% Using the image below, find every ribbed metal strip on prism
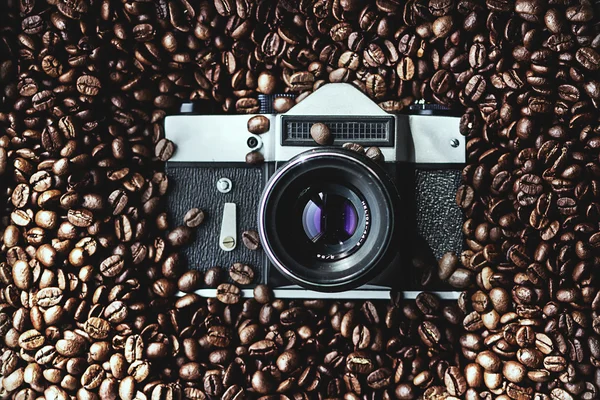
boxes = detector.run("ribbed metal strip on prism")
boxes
[281,116,394,146]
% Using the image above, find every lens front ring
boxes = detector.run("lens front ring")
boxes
[258,148,401,292]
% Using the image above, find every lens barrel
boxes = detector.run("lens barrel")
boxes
[258,148,401,292]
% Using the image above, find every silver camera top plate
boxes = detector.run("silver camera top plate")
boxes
[165,83,464,165]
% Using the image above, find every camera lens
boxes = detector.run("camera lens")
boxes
[297,183,369,261]
[258,148,400,292]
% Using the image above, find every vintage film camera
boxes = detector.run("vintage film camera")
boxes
[165,83,464,299]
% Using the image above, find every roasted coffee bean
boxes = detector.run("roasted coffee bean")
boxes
[76,75,101,96]
[444,366,466,396]
[178,270,203,292]
[536,333,555,354]
[346,351,374,374]
[365,146,383,162]
[245,151,264,165]
[184,208,205,228]
[273,97,294,113]
[543,355,567,372]
[576,47,600,70]
[258,71,277,94]
[476,351,501,372]
[84,318,110,340]
[251,370,275,394]
[155,138,176,161]
[100,255,125,278]
[276,349,300,373]
[418,321,441,347]
[241,230,260,250]
[438,251,458,280]
[503,360,526,383]
[310,122,331,145]
[430,69,453,94]
[203,267,223,288]
[367,367,392,389]
[167,225,193,247]
[216,283,241,304]
[416,292,440,315]
[229,263,254,285]
[247,115,270,134]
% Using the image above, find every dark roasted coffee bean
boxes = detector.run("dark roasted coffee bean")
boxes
[257,71,277,94]
[416,292,439,315]
[543,355,567,372]
[418,321,441,347]
[366,367,392,389]
[155,138,176,161]
[502,360,526,383]
[444,366,466,396]
[536,333,554,354]
[100,255,125,278]
[253,284,272,304]
[438,252,458,280]
[346,351,374,374]
[76,75,101,96]
[251,370,275,394]
[247,115,270,134]
[397,57,415,80]
[576,47,600,70]
[167,225,192,247]
[178,270,203,292]
[430,69,453,94]
[245,151,264,165]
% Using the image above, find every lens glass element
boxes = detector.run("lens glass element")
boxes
[293,183,368,261]
[301,192,359,244]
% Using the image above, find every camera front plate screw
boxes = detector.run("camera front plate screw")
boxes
[222,236,235,249]
[450,138,460,148]
[217,178,232,193]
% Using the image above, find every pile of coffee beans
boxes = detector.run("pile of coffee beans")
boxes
[0,0,599,399]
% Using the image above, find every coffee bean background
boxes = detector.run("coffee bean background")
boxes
[0,0,599,399]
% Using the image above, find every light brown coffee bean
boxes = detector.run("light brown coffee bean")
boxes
[84,317,110,340]
[216,283,241,304]
[184,208,205,228]
[241,230,260,250]
[18,329,45,351]
[310,123,331,145]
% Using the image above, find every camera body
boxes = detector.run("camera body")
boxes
[165,83,464,299]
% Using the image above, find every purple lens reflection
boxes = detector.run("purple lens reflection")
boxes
[344,202,358,236]
[302,193,359,244]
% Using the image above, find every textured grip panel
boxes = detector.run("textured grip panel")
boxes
[414,169,463,259]
[167,164,463,291]
[166,165,267,284]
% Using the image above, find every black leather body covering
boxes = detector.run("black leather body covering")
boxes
[167,162,463,289]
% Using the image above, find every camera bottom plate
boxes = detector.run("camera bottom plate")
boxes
[179,288,461,300]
